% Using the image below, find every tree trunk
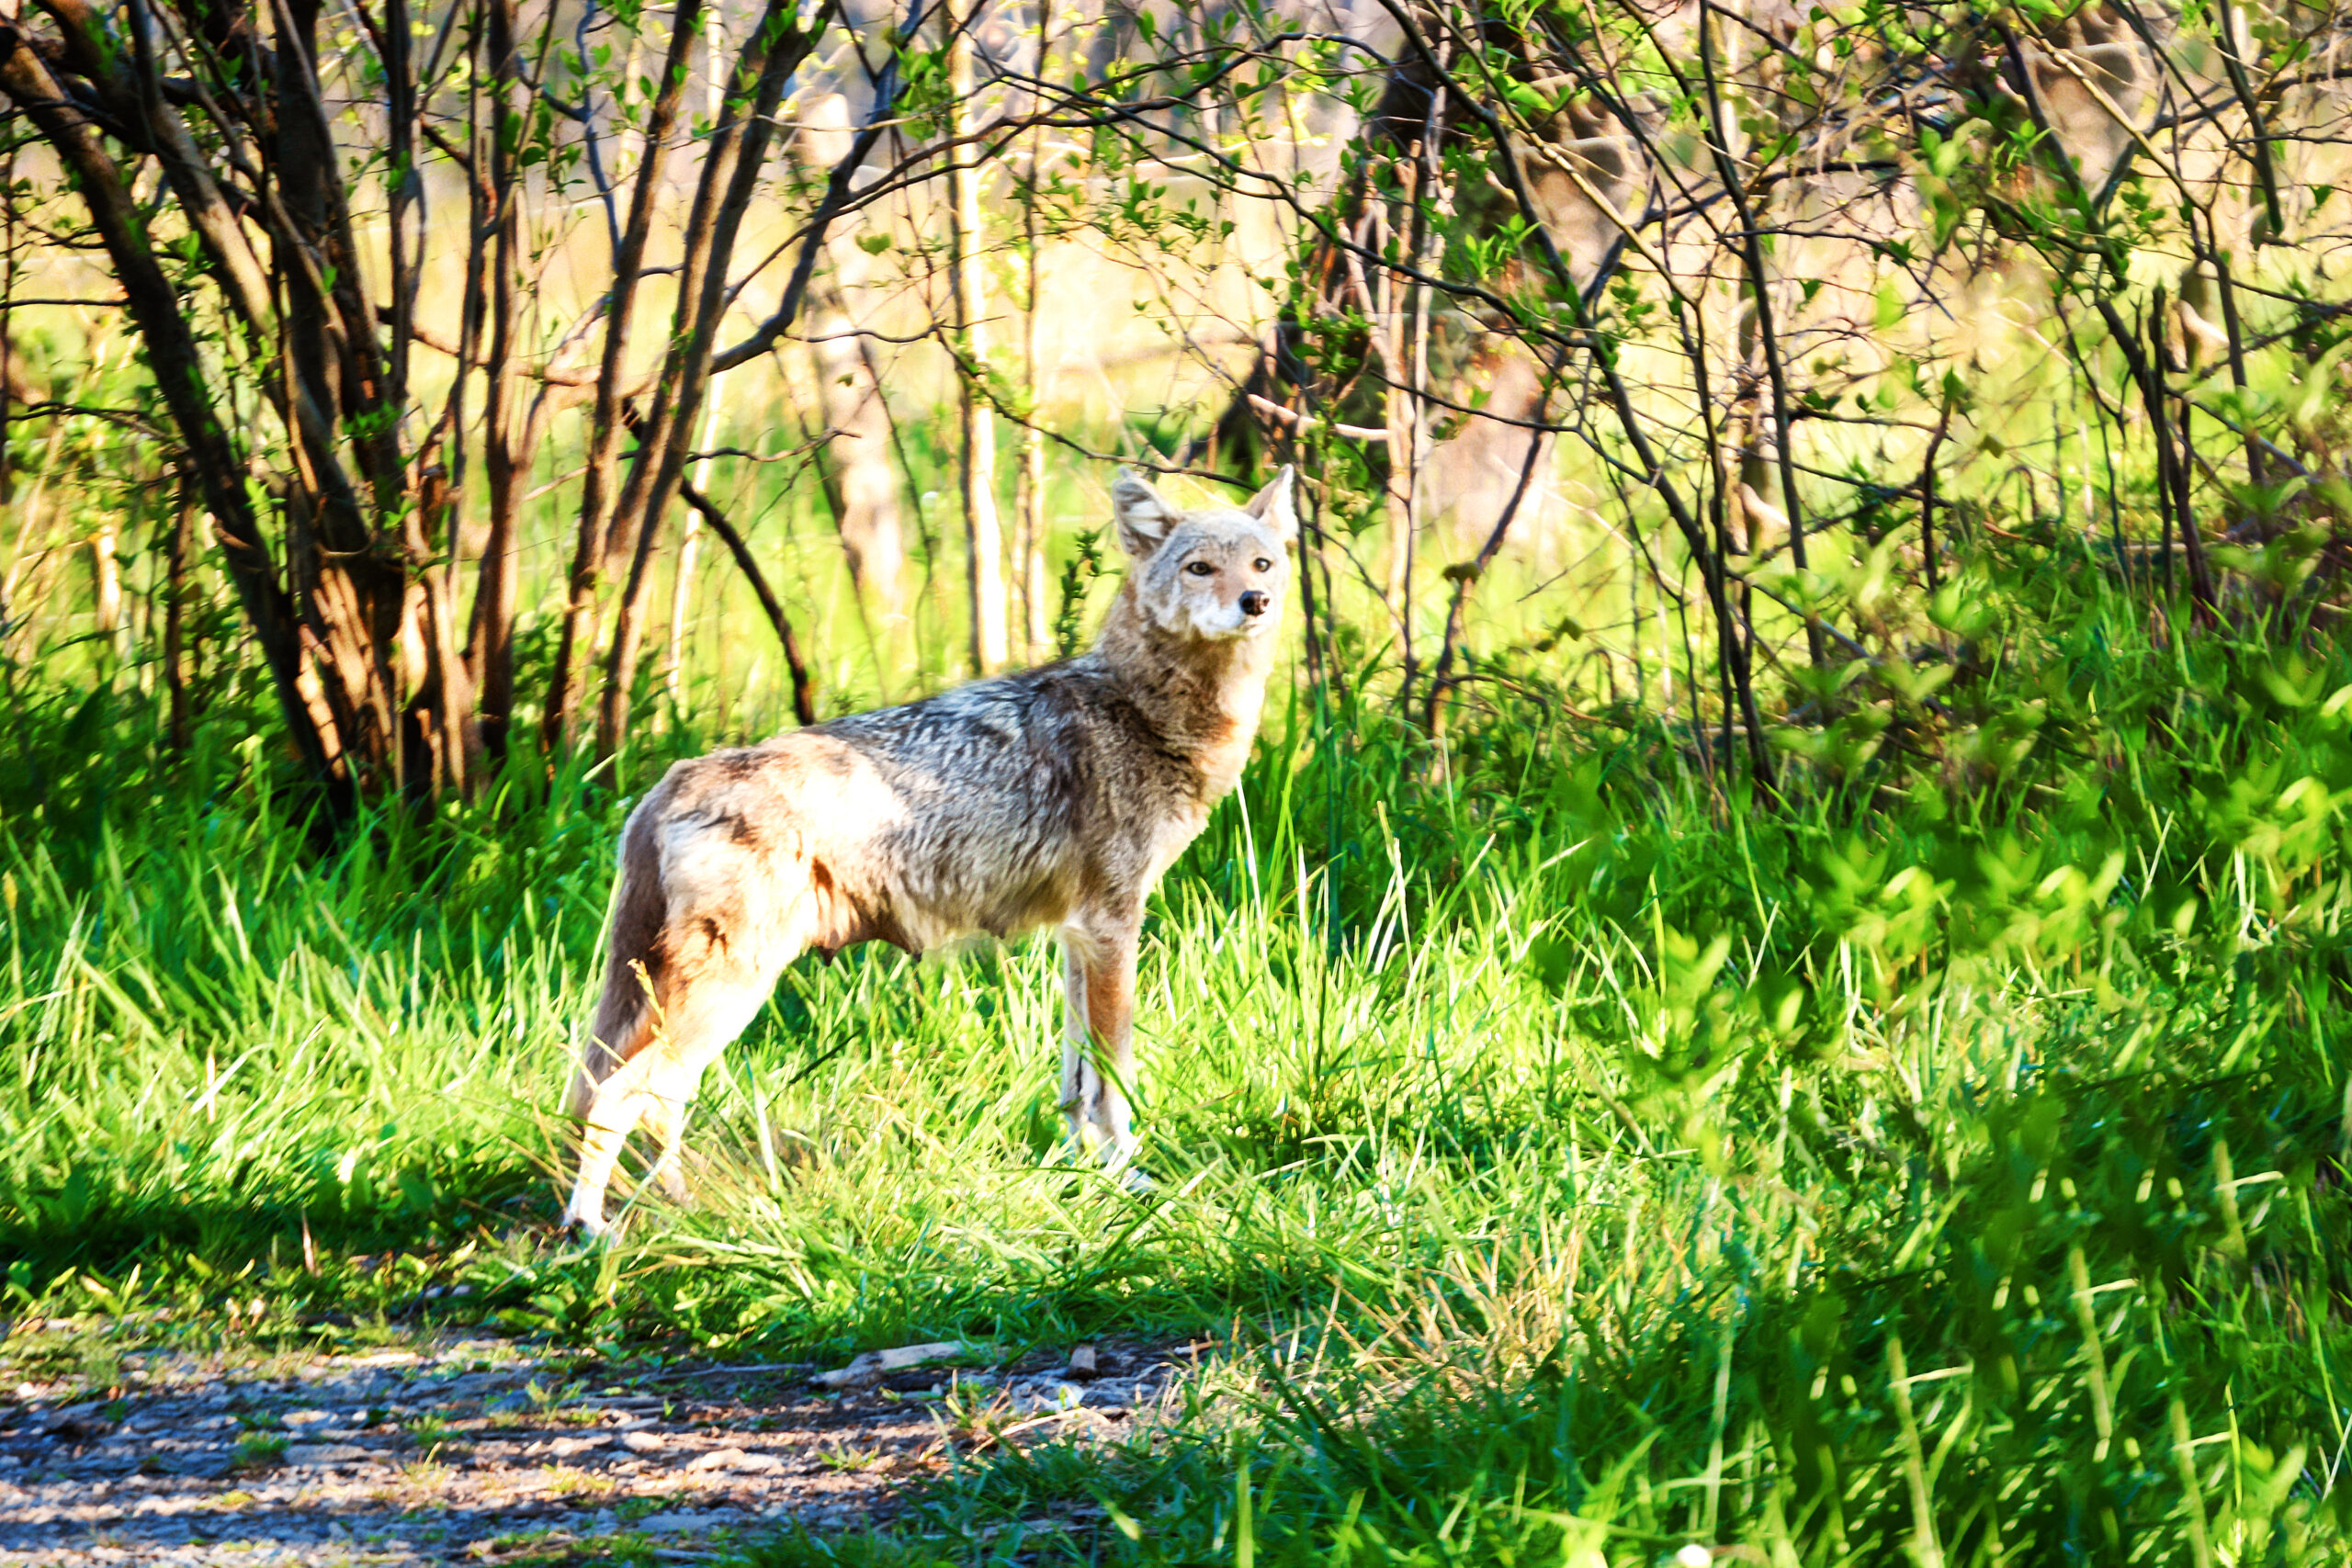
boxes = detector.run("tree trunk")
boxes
[1697,0,1818,665]
[795,95,907,618]
[1015,3,1054,661]
[1017,124,1050,660]
[273,0,420,788]
[541,0,707,757]
[947,0,1008,674]
[596,0,834,763]
[469,0,526,769]
[90,513,121,646]
[811,300,908,617]
[662,12,735,708]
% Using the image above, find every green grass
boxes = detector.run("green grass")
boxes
[5,536,2352,1563]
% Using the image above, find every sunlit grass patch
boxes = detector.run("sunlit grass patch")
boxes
[6,559,2352,1560]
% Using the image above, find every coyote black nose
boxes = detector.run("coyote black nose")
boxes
[1240,590,1271,617]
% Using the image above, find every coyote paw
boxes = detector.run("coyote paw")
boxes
[1099,1143,1154,1193]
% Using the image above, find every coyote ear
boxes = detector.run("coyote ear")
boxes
[1110,468,1178,558]
[1244,465,1297,544]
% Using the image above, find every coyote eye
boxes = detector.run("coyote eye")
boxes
[1185,560,1214,576]
[1253,558,1272,572]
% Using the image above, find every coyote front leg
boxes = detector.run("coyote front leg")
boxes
[1059,918,1141,1175]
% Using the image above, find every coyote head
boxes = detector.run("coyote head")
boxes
[1108,466,1296,643]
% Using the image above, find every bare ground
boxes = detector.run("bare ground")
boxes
[0,1331,1197,1565]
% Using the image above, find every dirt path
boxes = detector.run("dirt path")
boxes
[0,1334,1192,1564]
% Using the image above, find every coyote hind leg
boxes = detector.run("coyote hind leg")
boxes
[637,1096,695,1203]
[560,809,662,1234]
[561,951,786,1235]
[560,813,806,1236]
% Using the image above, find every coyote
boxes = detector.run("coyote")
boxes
[559,465,1297,1235]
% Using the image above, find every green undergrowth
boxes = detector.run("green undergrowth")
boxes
[5,547,2352,1562]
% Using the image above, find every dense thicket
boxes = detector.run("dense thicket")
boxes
[6,0,2352,799]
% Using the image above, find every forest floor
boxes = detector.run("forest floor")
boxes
[0,1327,1194,1565]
